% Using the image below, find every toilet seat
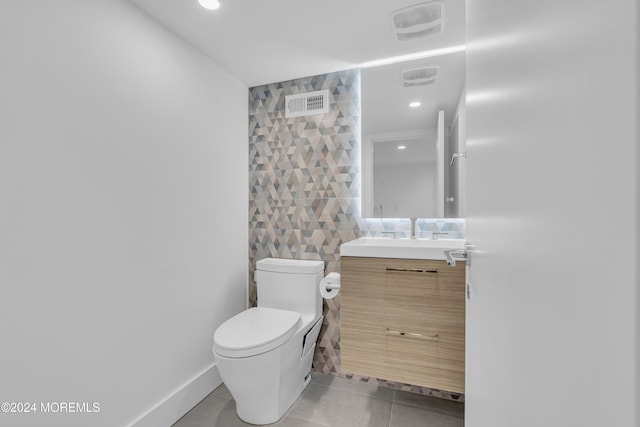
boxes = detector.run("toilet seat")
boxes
[213,307,301,358]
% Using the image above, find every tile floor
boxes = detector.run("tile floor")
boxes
[172,373,464,427]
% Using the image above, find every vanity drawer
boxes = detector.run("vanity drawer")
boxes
[384,259,465,330]
[340,256,465,393]
[341,322,465,392]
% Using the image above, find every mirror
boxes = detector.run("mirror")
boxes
[360,51,466,219]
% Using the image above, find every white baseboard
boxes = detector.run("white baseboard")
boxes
[127,363,222,427]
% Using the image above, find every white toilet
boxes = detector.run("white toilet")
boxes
[213,258,325,425]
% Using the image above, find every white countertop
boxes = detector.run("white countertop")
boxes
[340,237,465,260]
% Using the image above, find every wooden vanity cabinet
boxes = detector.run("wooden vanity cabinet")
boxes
[340,256,466,393]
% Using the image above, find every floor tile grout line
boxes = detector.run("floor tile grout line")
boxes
[388,390,396,427]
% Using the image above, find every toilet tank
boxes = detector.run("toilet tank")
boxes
[255,258,324,319]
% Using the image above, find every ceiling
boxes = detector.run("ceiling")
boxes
[374,136,436,165]
[130,0,465,87]
[130,0,466,139]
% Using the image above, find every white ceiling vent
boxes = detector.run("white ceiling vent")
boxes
[285,90,330,118]
[402,66,439,87]
[390,1,444,42]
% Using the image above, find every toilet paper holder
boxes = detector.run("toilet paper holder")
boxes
[319,272,341,299]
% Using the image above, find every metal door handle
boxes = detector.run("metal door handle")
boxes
[444,249,467,266]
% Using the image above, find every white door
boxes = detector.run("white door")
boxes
[464,1,638,427]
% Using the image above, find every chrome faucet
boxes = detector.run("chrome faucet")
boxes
[410,217,417,239]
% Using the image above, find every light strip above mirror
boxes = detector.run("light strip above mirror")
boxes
[359,44,466,69]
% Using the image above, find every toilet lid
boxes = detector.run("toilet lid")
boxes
[213,307,301,358]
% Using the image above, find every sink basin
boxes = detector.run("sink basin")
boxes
[340,237,465,260]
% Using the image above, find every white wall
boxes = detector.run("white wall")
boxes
[465,0,638,426]
[0,1,248,426]
[374,162,435,218]
[453,87,466,217]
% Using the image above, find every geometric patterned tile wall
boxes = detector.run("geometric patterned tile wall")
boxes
[249,68,362,294]
[248,69,465,402]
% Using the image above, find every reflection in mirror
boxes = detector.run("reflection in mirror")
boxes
[371,134,435,218]
[361,51,466,219]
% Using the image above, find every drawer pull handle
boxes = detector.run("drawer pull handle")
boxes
[385,267,438,273]
[385,328,439,340]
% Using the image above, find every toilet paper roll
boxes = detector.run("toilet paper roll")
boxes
[319,272,341,300]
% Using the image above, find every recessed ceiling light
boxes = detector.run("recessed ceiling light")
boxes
[199,0,221,10]
[409,101,422,108]
[397,145,407,150]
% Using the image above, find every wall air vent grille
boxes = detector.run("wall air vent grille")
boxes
[402,66,439,87]
[390,1,444,42]
[285,90,330,118]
